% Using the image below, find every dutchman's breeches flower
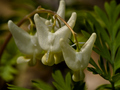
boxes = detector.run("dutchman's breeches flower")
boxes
[34,12,77,66]
[8,20,42,65]
[60,33,96,81]
[40,0,65,31]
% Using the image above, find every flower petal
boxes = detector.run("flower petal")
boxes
[54,52,64,64]
[57,0,65,19]
[34,14,50,50]
[8,20,42,55]
[56,0,65,26]
[51,12,77,52]
[60,38,82,71]
[17,56,30,64]
[34,12,77,52]
[41,51,55,66]
[80,33,96,69]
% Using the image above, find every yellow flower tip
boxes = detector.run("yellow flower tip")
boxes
[54,52,64,64]
[41,52,55,66]
[72,70,85,82]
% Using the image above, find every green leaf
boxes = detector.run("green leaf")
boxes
[106,61,111,79]
[65,72,71,88]
[52,82,63,90]
[7,84,30,90]
[81,30,90,38]
[100,36,111,63]
[52,70,71,90]
[98,56,106,73]
[52,70,65,88]
[87,67,98,74]
[96,84,112,90]
[85,20,94,33]
[0,38,21,81]
[6,38,18,55]
[93,48,110,63]
[113,18,120,38]
[87,13,110,46]
[32,80,54,90]
[110,0,116,11]
[114,47,120,73]
[104,2,111,20]
[94,6,109,30]
[89,58,102,74]
[0,65,18,81]
[112,73,120,83]
[113,4,120,23]
[115,79,120,87]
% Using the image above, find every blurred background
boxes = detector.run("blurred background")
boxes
[0,0,119,90]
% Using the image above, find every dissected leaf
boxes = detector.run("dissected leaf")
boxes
[98,56,106,73]
[96,84,112,90]
[104,2,111,20]
[0,38,21,81]
[52,70,71,90]
[7,84,30,90]
[113,4,120,23]
[113,18,120,38]
[87,67,98,74]
[114,48,120,73]
[94,6,110,31]
[106,61,111,79]
[112,73,120,83]
[32,80,54,90]
[87,13,110,46]
[89,58,102,74]
[81,30,90,38]
[65,72,71,88]
[0,65,18,81]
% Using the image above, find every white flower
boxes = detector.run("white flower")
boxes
[60,33,96,81]
[34,12,77,66]
[40,0,65,30]
[8,20,42,65]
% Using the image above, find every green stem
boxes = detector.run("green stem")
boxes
[110,81,115,90]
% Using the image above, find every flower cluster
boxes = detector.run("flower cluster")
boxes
[8,0,96,81]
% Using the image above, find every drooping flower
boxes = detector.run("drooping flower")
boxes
[34,12,77,66]
[8,20,42,65]
[40,0,65,31]
[60,33,96,81]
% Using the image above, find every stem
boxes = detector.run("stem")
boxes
[110,81,115,90]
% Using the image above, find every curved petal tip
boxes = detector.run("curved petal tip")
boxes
[34,13,40,20]
[17,56,31,64]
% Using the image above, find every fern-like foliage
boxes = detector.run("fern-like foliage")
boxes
[7,84,30,90]
[0,38,20,81]
[83,0,120,89]
[52,70,72,90]
[7,70,86,90]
